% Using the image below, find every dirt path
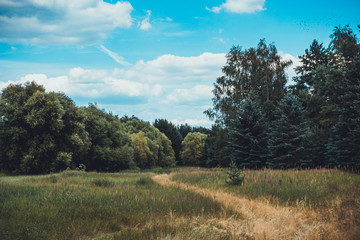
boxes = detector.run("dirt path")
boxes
[152,174,331,240]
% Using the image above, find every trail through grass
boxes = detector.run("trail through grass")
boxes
[1,169,359,239]
[164,169,360,240]
[0,171,234,240]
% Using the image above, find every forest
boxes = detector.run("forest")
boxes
[0,25,359,174]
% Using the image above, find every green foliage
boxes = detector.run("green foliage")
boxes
[180,132,207,166]
[225,161,245,186]
[228,99,268,169]
[0,82,90,174]
[267,94,308,168]
[81,104,135,172]
[205,39,291,126]
[292,25,360,169]
[153,119,183,161]
[76,163,86,171]
[205,125,231,167]
[125,118,176,169]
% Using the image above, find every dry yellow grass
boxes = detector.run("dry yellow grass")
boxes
[153,174,358,240]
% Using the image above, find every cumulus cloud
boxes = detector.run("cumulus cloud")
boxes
[139,10,152,30]
[0,67,163,98]
[0,0,134,45]
[170,119,212,127]
[279,52,301,83]
[113,52,226,84]
[166,85,213,104]
[0,52,229,126]
[1,52,226,98]
[207,0,266,14]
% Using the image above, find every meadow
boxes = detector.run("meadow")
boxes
[1,168,359,239]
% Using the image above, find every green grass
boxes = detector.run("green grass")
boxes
[171,168,360,208]
[0,170,234,240]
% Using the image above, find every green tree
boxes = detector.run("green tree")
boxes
[0,82,90,174]
[177,123,192,139]
[153,119,183,162]
[132,131,151,168]
[205,125,231,167]
[267,94,308,168]
[326,26,360,168]
[125,118,176,168]
[228,99,268,169]
[82,104,134,171]
[292,25,360,168]
[205,39,292,126]
[180,132,207,166]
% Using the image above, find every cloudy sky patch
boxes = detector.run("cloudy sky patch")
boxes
[1,0,359,127]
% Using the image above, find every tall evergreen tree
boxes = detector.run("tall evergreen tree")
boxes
[292,25,360,168]
[268,94,308,168]
[205,125,231,167]
[326,26,360,168]
[153,119,183,162]
[228,99,268,169]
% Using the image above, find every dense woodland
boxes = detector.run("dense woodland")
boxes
[0,25,359,174]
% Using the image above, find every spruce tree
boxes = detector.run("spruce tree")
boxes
[268,94,308,168]
[228,99,268,169]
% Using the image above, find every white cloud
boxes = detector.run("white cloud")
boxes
[0,52,228,127]
[113,52,226,84]
[0,0,134,45]
[1,52,225,97]
[170,119,212,127]
[166,85,213,104]
[207,0,266,14]
[279,52,301,83]
[0,67,163,98]
[139,10,152,30]
[100,45,131,67]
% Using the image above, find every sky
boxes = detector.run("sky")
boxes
[0,0,359,127]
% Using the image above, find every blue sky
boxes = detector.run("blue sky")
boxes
[0,0,359,127]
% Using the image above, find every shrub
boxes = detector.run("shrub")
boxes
[226,161,245,185]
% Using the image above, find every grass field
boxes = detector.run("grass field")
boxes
[1,168,359,239]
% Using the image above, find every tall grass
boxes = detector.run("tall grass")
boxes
[171,168,360,208]
[171,168,360,239]
[0,171,233,240]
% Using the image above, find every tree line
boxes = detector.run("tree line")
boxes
[0,84,210,174]
[0,25,359,174]
[205,25,360,170]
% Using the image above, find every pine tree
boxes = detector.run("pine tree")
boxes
[268,94,308,168]
[228,100,268,169]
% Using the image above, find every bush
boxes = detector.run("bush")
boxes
[226,161,245,185]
